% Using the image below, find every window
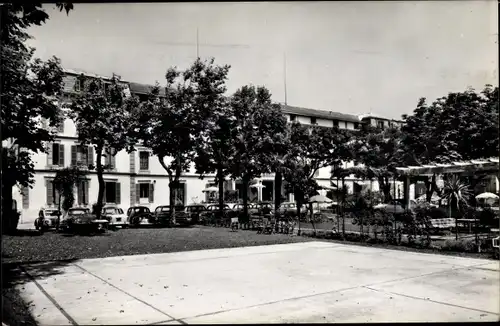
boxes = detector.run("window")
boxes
[139,151,150,170]
[104,181,121,204]
[354,122,359,129]
[289,114,296,122]
[74,79,81,92]
[77,146,88,165]
[172,182,186,205]
[139,183,150,198]
[77,180,89,205]
[52,143,60,166]
[377,120,384,129]
[310,117,317,125]
[57,121,64,133]
[46,180,60,206]
[333,120,339,127]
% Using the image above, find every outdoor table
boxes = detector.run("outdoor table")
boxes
[456,219,479,234]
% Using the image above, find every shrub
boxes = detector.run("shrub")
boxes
[440,239,477,253]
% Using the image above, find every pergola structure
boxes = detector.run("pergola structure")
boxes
[395,157,500,209]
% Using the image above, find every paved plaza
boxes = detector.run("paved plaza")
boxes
[11,241,500,324]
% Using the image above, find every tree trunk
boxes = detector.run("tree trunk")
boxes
[217,166,224,217]
[274,170,282,215]
[296,192,302,235]
[2,181,17,234]
[341,177,346,238]
[95,147,105,219]
[242,174,250,227]
[379,176,392,203]
[309,202,316,236]
[168,175,177,224]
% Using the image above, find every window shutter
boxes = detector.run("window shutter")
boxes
[22,186,29,209]
[59,144,65,167]
[47,143,53,167]
[71,145,77,166]
[136,184,140,203]
[87,146,94,167]
[149,183,154,203]
[115,182,121,204]
[47,180,53,206]
[77,181,83,205]
[111,154,116,170]
[84,181,89,205]
[54,187,60,205]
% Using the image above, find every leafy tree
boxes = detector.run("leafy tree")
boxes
[401,85,499,201]
[53,167,87,213]
[442,174,473,240]
[349,124,404,203]
[137,59,229,219]
[283,122,351,234]
[228,85,288,223]
[70,76,138,218]
[191,59,233,215]
[1,3,73,232]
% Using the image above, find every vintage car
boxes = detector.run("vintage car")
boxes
[34,208,61,231]
[153,205,182,227]
[101,205,128,229]
[60,207,109,234]
[181,204,207,225]
[127,206,155,226]
[199,204,232,226]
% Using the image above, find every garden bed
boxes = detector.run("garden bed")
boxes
[298,229,499,260]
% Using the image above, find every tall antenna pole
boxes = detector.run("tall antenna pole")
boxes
[196,27,199,58]
[283,52,288,106]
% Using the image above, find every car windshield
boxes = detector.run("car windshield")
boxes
[155,207,170,212]
[47,210,61,216]
[69,209,88,215]
[188,206,204,212]
[104,208,124,214]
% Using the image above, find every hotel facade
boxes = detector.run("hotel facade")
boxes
[12,69,415,224]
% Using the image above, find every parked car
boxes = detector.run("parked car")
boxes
[101,205,127,229]
[184,204,207,225]
[154,205,183,227]
[127,206,154,226]
[199,204,232,226]
[34,208,61,231]
[60,207,109,234]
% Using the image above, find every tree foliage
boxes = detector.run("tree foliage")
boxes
[400,85,499,201]
[283,123,352,219]
[53,167,86,212]
[70,76,137,217]
[345,124,403,203]
[190,59,233,212]
[228,85,288,220]
[1,3,73,231]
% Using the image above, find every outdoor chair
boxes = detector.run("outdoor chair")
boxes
[230,217,239,231]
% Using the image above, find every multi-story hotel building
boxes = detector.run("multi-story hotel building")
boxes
[11,69,410,224]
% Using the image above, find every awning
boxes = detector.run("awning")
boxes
[396,158,499,176]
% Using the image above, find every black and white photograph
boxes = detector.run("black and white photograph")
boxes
[1,1,499,325]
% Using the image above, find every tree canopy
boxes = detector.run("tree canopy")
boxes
[1,3,73,232]
[70,76,137,217]
[228,85,288,220]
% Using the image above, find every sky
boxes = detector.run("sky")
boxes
[27,1,498,119]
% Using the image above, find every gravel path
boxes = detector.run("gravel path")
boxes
[2,226,311,264]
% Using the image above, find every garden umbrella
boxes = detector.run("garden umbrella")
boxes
[202,186,219,192]
[475,192,499,200]
[249,183,266,189]
[308,195,333,203]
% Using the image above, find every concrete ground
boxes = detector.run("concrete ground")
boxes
[12,241,499,325]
